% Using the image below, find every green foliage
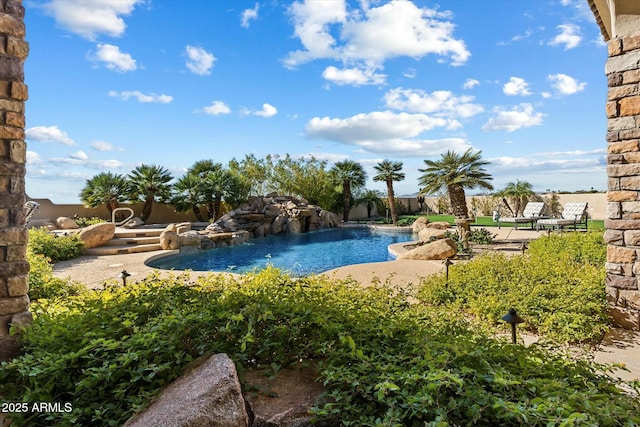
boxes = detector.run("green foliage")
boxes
[27,251,86,301]
[73,217,105,228]
[468,227,497,244]
[418,232,608,343]
[1,269,637,426]
[28,228,84,262]
[527,231,606,266]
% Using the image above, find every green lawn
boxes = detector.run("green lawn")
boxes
[395,214,605,230]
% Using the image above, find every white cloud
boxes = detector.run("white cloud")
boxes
[463,79,480,90]
[108,90,173,103]
[254,103,278,118]
[305,110,472,156]
[285,0,470,84]
[42,0,143,40]
[322,66,386,86]
[241,3,259,28]
[202,101,231,116]
[383,88,484,119]
[547,73,586,95]
[91,44,137,72]
[185,45,216,75]
[26,151,42,164]
[70,151,88,160]
[549,23,582,49]
[26,126,75,145]
[50,155,126,170]
[503,77,531,96]
[403,68,417,79]
[91,141,122,152]
[482,103,544,132]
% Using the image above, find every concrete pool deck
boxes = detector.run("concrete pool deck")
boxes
[50,226,640,382]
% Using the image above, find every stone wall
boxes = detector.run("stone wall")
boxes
[0,0,30,359]
[605,34,640,330]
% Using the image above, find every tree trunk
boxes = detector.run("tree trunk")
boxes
[386,179,397,225]
[448,185,468,218]
[141,195,153,222]
[342,180,351,222]
[192,206,204,222]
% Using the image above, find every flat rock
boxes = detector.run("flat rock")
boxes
[124,353,249,427]
[398,237,457,260]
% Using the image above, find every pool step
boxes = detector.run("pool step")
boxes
[82,228,166,256]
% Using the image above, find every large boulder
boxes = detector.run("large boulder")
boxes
[179,231,201,248]
[397,238,457,260]
[124,353,249,427]
[78,222,115,249]
[287,219,302,234]
[411,217,429,234]
[160,230,180,250]
[418,227,447,241]
[426,221,451,230]
[56,216,79,230]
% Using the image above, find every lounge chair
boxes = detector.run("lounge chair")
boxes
[498,202,545,229]
[536,202,588,231]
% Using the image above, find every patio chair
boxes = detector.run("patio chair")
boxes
[498,202,545,229]
[536,202,588,231]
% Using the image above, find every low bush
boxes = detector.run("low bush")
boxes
[28,227,84,262]
[1,267,638,426]
[27,250,86,301]
[74,216,106,228]
[418,232,608,343]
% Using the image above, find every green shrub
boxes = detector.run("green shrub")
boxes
[469,227,496,244]
[28,227,84,262]
[1,268,638,426]
[418,233,608,343]
[527,231,606,266]
[27,250,86,301]
[74,216,106,228]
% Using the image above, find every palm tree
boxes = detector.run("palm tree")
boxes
[79,172,129,214]
[188,160,223,220]
[499,180,534,217]
[373,159,405,225]
[127,164,173,222]
[330,160,367,222]
[356,189,385,218]
[171,172,205,221]
[417,149,493,218]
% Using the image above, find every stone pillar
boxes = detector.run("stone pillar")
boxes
[0,0,30,361]
[605,35,640,330]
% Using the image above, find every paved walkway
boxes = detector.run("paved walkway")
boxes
[51,226,640,382]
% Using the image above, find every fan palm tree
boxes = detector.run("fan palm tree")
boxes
[188,160,223,220]
[373,159,405,225]
[356,189,385,219]
[79,172,129,214]
[127,164,173,222]
[499,180,534,217]
[418,149,493,218]
[330,160,367,222]
[171,172,205,222]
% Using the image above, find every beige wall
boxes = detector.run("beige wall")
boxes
[350,193,607,221]
[28,198,200,226]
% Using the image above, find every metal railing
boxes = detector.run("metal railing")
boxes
[111,207,135,226]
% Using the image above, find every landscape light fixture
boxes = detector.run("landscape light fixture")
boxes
[520,241,527,255]
[501,308,524,344]
[118,270,131,286]
[443,258,453,284]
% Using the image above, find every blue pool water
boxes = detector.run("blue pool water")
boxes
[148,227,415,277]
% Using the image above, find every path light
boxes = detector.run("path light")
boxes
[520,241,527,255]
[118,270,131,286]
[443,258,453,284]
[502,308,524,344]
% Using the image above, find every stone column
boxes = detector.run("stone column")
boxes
[0,0,30,361]
[605,35,640,330]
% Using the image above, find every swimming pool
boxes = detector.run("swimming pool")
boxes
[147,227,415,277]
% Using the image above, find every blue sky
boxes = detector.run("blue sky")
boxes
[24,0,607,204]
